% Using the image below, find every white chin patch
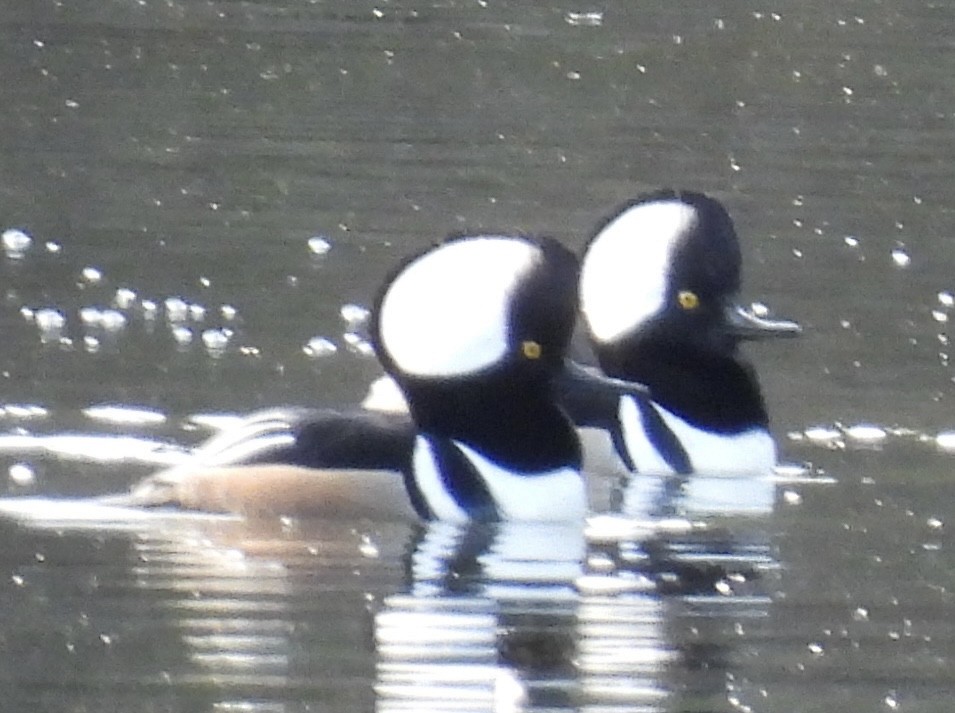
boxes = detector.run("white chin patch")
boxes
[581,200,697,344]
[378,237,539,378]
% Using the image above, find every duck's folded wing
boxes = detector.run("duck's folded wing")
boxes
[100,408,418,518]
[191,407,416,470]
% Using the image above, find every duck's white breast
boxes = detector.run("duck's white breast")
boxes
[619,396,777,476]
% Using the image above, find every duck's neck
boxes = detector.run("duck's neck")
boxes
[598,342,769,434]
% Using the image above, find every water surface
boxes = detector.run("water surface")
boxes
[1,1,954,711]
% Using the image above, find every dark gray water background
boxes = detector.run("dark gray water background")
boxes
[1,1,954,711]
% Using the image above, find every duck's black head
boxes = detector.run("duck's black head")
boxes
[580,189,799,430]
[371,233,581,471]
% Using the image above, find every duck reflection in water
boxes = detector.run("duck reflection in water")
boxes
[376,515,774,712]
[0,498,772,713]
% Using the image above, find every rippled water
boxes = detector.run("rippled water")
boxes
[1,1,955,711]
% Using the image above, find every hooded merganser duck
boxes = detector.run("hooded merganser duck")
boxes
[571,189,800,476]
[112,234,588,521]
[360,191,800,478]
[113,190,796,518]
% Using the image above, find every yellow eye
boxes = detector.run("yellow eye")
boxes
[677,290,700,310]
[521,340,542,359]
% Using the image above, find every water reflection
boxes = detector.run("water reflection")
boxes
[621,472,778,519]
[127,517,401,711]
[0,473,784,712]
[377,522,585,712]
[2,0,955,708]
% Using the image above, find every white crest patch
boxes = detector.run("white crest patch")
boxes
[379,237,539,378]
[580,200,698,344]
[618,395,777,476]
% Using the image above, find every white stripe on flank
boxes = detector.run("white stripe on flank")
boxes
[202,433,297,467]
[412,436,469,522]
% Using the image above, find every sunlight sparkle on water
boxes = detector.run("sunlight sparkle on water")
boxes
[171,325,193,346]
[343,331,374,356]
[307,235,331,255]
[114,287,137,309]
[749,302,769,317]
[0,404,49,420]
[164,296,190,322]
[2,228,32,259]
[34,308,66,342]
[8,462,35,486]
[565,10,603,26]
[202,328,233,354]
[83,404,167,426]
[845,424,888,445]
[81,266,103,283]
[890,248,910,268]
[782,490,803,505]
[340,303,370,326]
[303,336,337,358]
[796,426,842,447]
[80,307,127,331]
